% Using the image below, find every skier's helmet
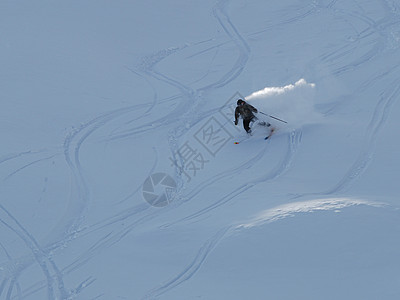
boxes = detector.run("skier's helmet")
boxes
[237,99,245,105]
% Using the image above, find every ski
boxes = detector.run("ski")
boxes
[234,128,275,144]
[264,127,275,140]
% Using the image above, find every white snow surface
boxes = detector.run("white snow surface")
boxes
[1,0,400,299]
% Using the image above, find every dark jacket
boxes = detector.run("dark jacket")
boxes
[235,102,258,122]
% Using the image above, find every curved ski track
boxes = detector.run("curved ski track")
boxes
[142,227,230,300]
[289,0,400,200]
[0,105,160,299]
[326,80,400,195]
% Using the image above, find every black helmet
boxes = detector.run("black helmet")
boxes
[237,99,245,105]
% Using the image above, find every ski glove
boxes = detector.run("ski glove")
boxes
[234,120,238,125]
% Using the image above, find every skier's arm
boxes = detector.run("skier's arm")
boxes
[234,107,239,125]
[250,104,258,113]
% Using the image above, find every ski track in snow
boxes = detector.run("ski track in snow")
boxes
[315,0,400,78]
[0,150,73,299]
[142,227,230,300]
[326,80,400,195]
[0,105,160,299]
[0,203,68,300]
[2,155,57,182]
[198,0,251,91]
[1,0,400,298]
[288,0,400,200]
[248,0,323,37]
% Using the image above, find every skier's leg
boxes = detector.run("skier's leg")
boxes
[243,119,251,133]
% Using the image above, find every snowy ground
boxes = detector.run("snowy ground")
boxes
[1,0,400,299]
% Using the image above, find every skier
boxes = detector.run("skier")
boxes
[234,99,262,134]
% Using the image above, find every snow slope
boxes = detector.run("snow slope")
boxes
[1,0,400,299]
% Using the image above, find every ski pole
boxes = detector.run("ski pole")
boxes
[258,111,288,124]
